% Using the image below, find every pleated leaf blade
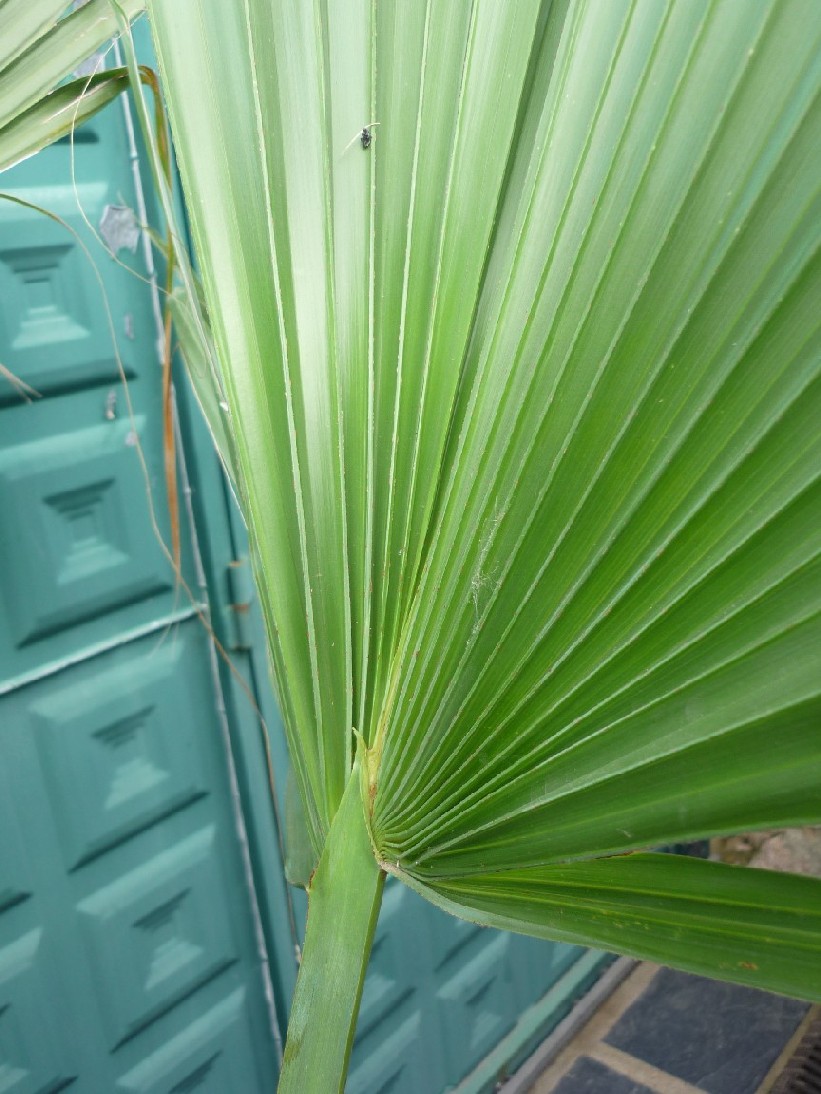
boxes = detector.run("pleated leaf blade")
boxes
[370,0,821,885]
[406,853,821,1000]
[147,0,821,999]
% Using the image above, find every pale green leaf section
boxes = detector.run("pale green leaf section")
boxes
[147,0,548,846]
[0,0,65,71]
[148,0,350,847]
[372,0,821,875]
[168,283,240,494]
[0,70,129,171]
[0,0,144,132]
[400,853,821,1001]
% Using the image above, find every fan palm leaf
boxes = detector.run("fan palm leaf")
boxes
[9,0,820,1088]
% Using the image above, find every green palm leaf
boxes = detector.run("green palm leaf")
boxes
[0,69,130,171]
[143,0,821,1086]
[410,853,821,1000]
[0,0,147,172]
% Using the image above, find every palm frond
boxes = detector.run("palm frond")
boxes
[144,1,821,1076]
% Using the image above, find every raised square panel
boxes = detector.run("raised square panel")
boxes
[0,929,75,1092]
[1,243,88,349]
[429,905,483,974]
[0,791,31,914]
[77,828,237,1048]
[0,183,137,402]
[348,1012,422,1094]
[0,419,172,646]
[116,989,259,1093]
[30,643,207,868]
[437,933,516,1077]
[507,936,583,1011]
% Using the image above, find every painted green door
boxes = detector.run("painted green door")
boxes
[0,93,282,1090]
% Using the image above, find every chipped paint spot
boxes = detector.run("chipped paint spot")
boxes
[99,204,140,255]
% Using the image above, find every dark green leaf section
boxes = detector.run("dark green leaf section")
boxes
[403,853,821,1001]
[364,0,545,743]
[372,0,821,873]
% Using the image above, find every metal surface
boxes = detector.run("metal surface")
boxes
[768,1012,821,1094]
[0,95,280,1089]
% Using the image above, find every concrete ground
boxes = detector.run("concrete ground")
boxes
[523,961,817,1093]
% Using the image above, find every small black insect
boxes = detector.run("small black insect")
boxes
[343,121,380,154]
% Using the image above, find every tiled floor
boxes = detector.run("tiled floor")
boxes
[526,963,818,1094]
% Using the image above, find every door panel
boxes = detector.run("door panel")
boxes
[0,179,136,405]
[0,418,172,653]
[29,639,207,871]
[114,988,260,1093]
[0,625,277,1093]
[0,95,280,1092]
[0,114,190,686]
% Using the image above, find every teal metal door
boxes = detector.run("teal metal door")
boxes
[0,93,283,1090]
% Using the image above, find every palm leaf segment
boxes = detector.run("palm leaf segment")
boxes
[0,0,146,170]
[149,0,821,999]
